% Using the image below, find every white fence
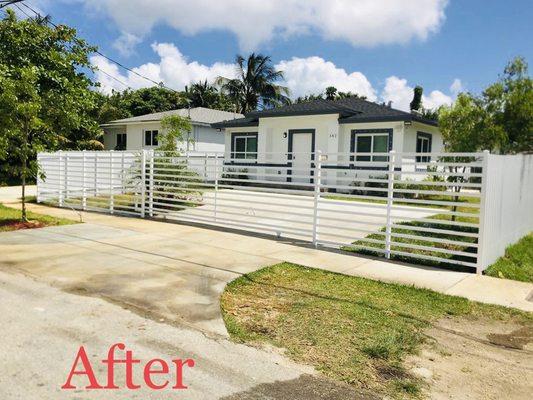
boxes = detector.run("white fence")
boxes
[36,150,533,274]
[479,153,533,268]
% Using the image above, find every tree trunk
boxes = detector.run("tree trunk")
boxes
[21,122,29,222]
[21,160,27,222]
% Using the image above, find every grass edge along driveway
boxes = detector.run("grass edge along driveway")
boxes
[0,203,78,232]
[221,263,532,399]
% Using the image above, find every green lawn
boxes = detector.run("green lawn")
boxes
[221,263,531,399]
[485,234,533,282]
[0,203,78,232]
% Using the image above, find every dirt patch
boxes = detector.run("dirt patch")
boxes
[487,326,533,350]
[220,374,379,400]
[0,220,46,231]
[407,318,533,400]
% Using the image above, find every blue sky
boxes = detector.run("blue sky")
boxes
[12,0,532,110]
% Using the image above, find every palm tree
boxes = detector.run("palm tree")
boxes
[185,80,218,108]
[216,53,290,114]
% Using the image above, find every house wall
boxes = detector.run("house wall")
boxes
[224,116,443,184]
[103,122,225,152]
[102,126,126,150]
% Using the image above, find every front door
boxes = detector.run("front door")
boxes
[289,131,314,183]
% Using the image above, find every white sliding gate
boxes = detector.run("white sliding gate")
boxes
[37,150,533,274]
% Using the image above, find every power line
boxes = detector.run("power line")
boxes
[0,1,24,9]
[14,3,31,18]
[96,68,132,90]
[20,1,180,94]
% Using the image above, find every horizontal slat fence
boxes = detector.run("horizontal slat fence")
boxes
[38,150,494,272]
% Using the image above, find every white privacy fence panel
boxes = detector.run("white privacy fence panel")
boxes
[479,153,533,269]
[37,149,532,273]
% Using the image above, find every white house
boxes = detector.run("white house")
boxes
[212,98,442,183]
[102,107,243,152]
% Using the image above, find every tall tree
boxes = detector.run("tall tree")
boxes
[439,57,531,153]
[325,86,338,100]
[185,80,234,111]
[410,86,424,111]
[216,53,290,113]
[0,10,100,220]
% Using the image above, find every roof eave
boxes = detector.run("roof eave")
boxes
[339,115,439,127]
[245,109,343,118]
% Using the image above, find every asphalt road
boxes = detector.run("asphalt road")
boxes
[0,270,376,400]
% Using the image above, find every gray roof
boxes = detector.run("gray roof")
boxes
[103,107,243,127]
[212,98,438,128]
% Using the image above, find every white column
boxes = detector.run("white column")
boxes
[82,150,87,210]
[385,151,396,259]
[312,151,323,246]
[476,150,490,274]
[140,150,147,218]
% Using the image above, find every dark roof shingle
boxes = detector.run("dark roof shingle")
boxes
[212,98,438,128]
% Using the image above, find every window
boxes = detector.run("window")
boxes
[354,133,390,162]
[416,133,432,163]
[233,134,257,160]
[115,133,127,150]
[144,130,159,147]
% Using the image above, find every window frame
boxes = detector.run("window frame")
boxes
[231,132,258,161]
[416,132,432,163]
[144,130,159,147]
[350,129,393,165]
[115,133,127,150]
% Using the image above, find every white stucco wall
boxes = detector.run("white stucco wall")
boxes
[103,122,225,152]
[224,116,443,184]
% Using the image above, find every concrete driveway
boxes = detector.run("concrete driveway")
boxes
[164,189,436,243]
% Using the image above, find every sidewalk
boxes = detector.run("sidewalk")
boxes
[2,186,532,313]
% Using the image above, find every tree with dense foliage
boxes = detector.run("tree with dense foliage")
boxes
[0,10,101,220]
[439,57,532,153]
[410,86,424,111]
[96,87,187,124]
[293,86,367,104]
[185,80,234,111]
[216,53,290,113]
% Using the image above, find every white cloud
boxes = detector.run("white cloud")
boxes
[276,57,377,101]
[450,78,463,95]
[113,32,142,57]
[83,0,448,52]
[92,44,457,112]
[381,76,454,111]
[91,42,236,94]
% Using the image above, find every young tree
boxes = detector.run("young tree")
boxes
[0,10,100,220]
[152,115,202,207]
[216,53,290,113]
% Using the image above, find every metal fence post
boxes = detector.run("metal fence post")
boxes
[312,150,322,247]
[82,150,87,210]
[94,153,98,196]
[121,152,125,194]
[204,153,208,181]
[109,151,114,214]
[36,153,42,203]
[140,150,147,218]
[58,151,64,207]
[148,150,154,217]
[476,150,490,274]
[385,150,396,259]
[214,154,219,222]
